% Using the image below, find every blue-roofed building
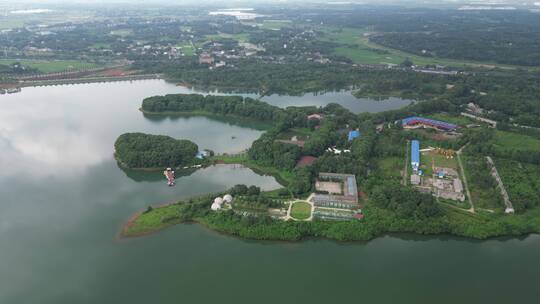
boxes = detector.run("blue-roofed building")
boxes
[348,130,361,141]
[402,116,459,131]
[411,140,420,171]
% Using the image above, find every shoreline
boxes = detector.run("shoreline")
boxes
[139,109,273,130]
[119,200,540,242]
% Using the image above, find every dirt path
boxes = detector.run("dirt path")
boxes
[402,140,409,185]
[486,156,514,213]
[457,145,475,213]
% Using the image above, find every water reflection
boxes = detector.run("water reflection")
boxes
[118,164,198,182]
[0,81,265,178]
[141,112,270,130]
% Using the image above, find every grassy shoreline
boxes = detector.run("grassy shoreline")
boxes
[120,196,540,241]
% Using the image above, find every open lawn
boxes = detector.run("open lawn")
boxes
[376,157,403,182]
[176,42,196,56]
[124,204,183,236]
[317,26,539,70]
[276,128,313,141]
[462,156,504,210]
[492,130,540,153]
[290,201,312,220]
[0,59,100,73]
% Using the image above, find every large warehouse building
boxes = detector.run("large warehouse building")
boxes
[411,140,420,172]
[402,116,459,131]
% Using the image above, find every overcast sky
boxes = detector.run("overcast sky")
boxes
[3,0,539,7]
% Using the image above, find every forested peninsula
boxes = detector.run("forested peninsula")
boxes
[141,93,286,122]
[122,89,540,241]
[114,133,198,169]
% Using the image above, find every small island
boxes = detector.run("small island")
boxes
[114,132,199,169]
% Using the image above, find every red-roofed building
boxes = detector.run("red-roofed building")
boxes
[296,156,317,167]
[307,113,324,120]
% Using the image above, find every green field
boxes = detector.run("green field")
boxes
[0,59,100,73]
[0,11,95,30]
[376,157,403,182]
[206,33,251,43]
[495,159,540,212]
[260,20,293,30]
[318,26,539,70]
[462,156,504,210]
[290,201,312,220]
[124,205,183,236]
[276,128,313,141]
[492,130,540,153]
[176,42,196,56]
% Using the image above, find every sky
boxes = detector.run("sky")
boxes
[3,0,540,8]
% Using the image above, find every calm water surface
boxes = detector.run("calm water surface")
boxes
[0,80,539,304]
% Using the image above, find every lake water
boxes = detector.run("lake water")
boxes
[153,80,413,114]
[1,80,539,304]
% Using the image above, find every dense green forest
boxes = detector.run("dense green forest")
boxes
[302,8,540,66]
[114,133,198,169]
[141,93,286,122]
[134,59,540,127]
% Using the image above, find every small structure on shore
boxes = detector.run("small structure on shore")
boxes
[164,168,175,186]
[211,195,234,211]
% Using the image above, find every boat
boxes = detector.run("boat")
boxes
[163,167,175,186]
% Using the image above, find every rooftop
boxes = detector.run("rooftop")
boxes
[402,116,459,131]
[348,130,361,141]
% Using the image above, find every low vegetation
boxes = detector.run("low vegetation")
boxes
[290,202,311,220]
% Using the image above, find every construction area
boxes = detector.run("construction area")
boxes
[409,140,466,202]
